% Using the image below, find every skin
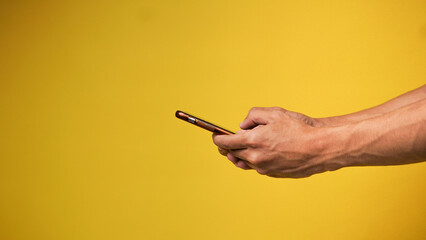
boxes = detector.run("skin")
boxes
[212,84,426,178]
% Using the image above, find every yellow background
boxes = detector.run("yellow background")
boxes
[1,0,425,239]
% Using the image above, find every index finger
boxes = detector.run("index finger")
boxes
[212,132,248,150]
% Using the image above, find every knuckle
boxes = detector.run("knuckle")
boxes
[271,106,284,114]
[249,107,263,114]
[268,106,282,114]
[245,133,258,147]
[248,152,263,165]
[273,111,286,120]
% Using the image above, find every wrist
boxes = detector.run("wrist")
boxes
[311,125,357,171]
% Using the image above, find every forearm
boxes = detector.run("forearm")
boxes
[318,84,426,127]
[321,98,426,169]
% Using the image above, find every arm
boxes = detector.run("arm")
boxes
[215,85,426,171]
[325,98,426,168]
[317,84,426,127]
[212,99,426,178]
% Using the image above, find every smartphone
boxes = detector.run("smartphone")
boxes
[175,110,234,135]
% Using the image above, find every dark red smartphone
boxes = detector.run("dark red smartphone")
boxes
[175,110,234,135]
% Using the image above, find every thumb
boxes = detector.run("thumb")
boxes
[239,107,273,130]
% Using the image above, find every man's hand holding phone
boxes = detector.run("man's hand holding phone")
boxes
[212,107,338,178]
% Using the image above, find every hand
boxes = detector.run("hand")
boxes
[216,108,322,159]
[213,107,341,178]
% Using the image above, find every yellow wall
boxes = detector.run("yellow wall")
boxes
[1,1,425,239]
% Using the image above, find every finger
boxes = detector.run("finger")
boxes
[212,132,248,150]
[239,107,273,130]
[228,151,257,170]
[235,160,251,170]
[218,147,228,156]
[227,153,253,170]
[228,153,252,169]
[229,148,251,162]
[226,152,239,164]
